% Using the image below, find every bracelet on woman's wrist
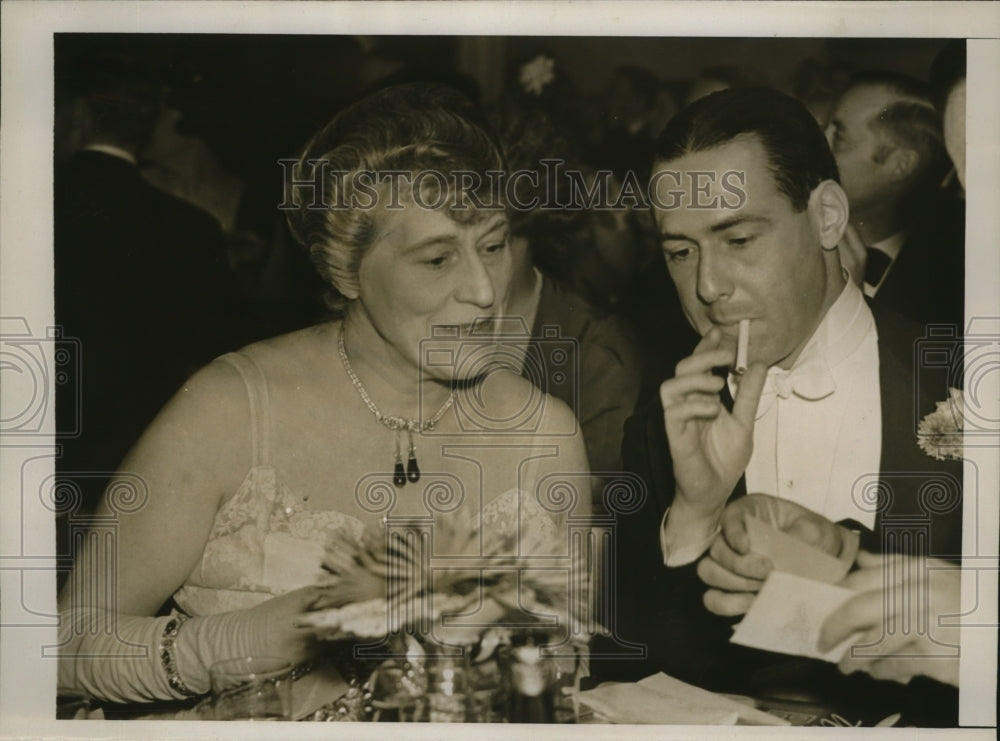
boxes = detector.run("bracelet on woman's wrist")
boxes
[159,615,200,698]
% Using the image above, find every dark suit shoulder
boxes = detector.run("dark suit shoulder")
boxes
[875,189,964,329]
[142,177,224,236]
[57,150,224,237]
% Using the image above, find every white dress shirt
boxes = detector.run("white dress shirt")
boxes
[661,280,882,566]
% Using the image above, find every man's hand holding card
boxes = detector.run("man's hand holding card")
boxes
[697,494,867,663]
[699,494,860,616]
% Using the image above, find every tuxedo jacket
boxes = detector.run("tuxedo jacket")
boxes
[591,302,963,725]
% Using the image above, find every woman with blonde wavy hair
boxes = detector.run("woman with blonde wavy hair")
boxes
[58,83,588,710]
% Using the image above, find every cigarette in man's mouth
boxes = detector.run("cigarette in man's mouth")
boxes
[735,319,750,375]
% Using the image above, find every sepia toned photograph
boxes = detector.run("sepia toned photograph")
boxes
[1,3,997,739]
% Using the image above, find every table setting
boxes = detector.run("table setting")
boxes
[82,513,917,728]
[110,657,906,726]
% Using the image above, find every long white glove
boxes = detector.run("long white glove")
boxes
[58,586,324,704]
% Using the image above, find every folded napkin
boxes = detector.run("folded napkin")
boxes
[637,672,789,725]
[575,682,738,725]
[574,671,790,726]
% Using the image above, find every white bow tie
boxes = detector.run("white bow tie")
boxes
[754,354,837,418]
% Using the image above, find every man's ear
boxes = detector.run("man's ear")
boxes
[808,180,850,251]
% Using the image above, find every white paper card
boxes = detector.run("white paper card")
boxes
[730,571,859,662]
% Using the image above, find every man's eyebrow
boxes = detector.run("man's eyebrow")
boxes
[660,231,694,243]
[660,215,770,243]
[708,214,771,233]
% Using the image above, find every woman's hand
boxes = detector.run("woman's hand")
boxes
[170,586,330,695]
[316,547,394,609]
[225,586,330,668]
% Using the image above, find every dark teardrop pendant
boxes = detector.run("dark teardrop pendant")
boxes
[406,453,421,483]
[393,461,407,488]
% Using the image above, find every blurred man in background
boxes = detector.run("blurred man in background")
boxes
[55,41,252,538]
[826,72,963,329]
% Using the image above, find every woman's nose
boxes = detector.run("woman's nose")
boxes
[455,253,496,309]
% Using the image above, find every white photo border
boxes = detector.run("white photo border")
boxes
[1,2,997,739]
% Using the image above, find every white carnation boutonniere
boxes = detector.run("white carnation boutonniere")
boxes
[520,55,555,96]
[917,387,965,461]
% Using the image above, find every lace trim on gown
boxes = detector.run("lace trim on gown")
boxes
[172,353,366,615]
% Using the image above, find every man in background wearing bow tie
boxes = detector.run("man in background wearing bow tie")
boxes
[594,87,963,725]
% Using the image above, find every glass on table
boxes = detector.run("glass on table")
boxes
[467,652,506,723]
[210,656,293,721]
[425,655,468,722]
[498,641,585,723]
[369,657,427,722]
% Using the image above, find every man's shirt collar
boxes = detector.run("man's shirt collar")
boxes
[732,280,873,417]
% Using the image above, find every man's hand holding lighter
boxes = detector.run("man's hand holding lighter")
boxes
[659,322,767,559]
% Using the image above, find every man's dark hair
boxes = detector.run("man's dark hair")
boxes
[653,86,839,212]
